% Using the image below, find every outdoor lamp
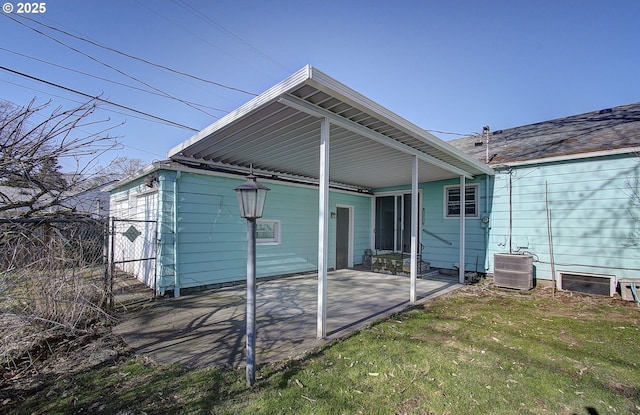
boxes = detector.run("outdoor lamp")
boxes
[234,171,270,219]
[234,168,270,388]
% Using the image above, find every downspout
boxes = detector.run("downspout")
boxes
[483,126,491,273]
[174,170,181,297]
[508,168,513,254]
[485,174,490,272]
[459,175,466,284]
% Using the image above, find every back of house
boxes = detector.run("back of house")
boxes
[450,102,640,297]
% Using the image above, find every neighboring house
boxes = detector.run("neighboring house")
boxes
[109,65,639,306]
[59,181,114,218]
[449,102,640,295]
[0,181,113,218]
[0,185,41,217]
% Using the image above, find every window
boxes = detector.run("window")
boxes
[256,219,281,245]
[444,184,479,218]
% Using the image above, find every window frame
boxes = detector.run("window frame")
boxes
[256,219,281,245]
[443,184,480,219]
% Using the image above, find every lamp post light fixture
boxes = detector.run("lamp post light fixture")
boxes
[234,168,270,387]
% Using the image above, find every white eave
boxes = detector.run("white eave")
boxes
[168,65,494,190]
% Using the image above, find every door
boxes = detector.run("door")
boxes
[336,207,350,269]
[375,193,420,253]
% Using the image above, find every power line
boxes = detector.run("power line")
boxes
[0,65,199,132]
[0,77,197,131]
[0,47,228,116]
[3,14,219,119]
[174,0,293,74]
[424,129,478,137]
[7,13,259,97]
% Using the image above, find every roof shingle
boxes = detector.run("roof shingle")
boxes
[449,102,640,165]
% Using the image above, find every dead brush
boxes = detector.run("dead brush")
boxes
[0,219,112,375]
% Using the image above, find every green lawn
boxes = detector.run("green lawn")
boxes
[9,284,640,415]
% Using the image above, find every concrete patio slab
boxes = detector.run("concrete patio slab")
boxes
[114,269,460,368]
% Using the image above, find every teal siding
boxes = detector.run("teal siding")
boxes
[154,170,371,291]
[156,171,176,290]
[372,178,490,272]
[488,154,640,281]
[421,178,489,272]
[115,153,639,291]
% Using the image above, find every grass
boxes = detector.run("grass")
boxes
[7,284,640,415]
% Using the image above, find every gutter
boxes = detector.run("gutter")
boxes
[491,146,640,169]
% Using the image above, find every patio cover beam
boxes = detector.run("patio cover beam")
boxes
[278,95,475,180]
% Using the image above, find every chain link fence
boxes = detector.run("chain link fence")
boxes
[0,217,112,371]
[0,217,109,325]
[1,215,157,373]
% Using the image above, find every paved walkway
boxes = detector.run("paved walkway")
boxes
[114,269,461,368]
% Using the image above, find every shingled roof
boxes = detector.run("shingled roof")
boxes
[448,102,640,166]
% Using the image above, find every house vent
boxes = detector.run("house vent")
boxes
[556,272,615,297]
[493,253,533,290]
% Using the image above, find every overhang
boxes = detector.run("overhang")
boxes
[168,65,493,190]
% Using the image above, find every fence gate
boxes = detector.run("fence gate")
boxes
[107,217,158,307]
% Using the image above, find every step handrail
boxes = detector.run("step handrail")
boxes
[422,229,453,246]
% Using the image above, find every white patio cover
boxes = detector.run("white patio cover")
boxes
[168,65,494,337]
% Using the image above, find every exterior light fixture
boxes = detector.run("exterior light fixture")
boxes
[235,170,270,219]
[234,166,270,387]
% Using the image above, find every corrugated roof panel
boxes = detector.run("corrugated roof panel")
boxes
[168,65,493,189]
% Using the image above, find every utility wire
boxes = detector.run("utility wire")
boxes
[175,0,293,74]
[3,14,219,119]
[424,129,478,137]
[6,13,258,97]
[0,65,199,132]
[1,84,165,159]
[1,77,198,131]
[0,47,228,116]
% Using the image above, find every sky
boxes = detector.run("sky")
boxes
[1,0,639,173]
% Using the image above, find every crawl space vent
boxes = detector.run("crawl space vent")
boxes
[556,272,615,297]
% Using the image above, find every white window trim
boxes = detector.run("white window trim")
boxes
[256,219,281,245]
[443,183,480,219]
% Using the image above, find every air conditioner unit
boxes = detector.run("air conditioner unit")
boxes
[493,253,533,290]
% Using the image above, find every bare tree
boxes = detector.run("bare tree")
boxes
[93,155,146,184]
[0,98,121,217]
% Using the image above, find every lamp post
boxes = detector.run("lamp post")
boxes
[234,169,270,387]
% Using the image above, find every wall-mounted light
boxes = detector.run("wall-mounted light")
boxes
[144,174,157,188]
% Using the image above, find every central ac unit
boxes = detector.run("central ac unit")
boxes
[493,253,533,290]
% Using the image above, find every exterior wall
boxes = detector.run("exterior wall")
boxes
[155,170,372,292]
[421,177,491,272]
[109,178,158,287]
[487,154,640,281]
[372,177,491,272]
[156,171,177,291]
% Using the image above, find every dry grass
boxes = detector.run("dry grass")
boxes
[4,280,640,415]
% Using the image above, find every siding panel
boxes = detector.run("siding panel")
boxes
[152,171,372,291]
[487,154,640,281]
